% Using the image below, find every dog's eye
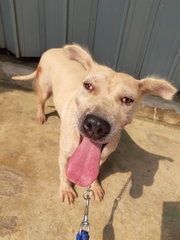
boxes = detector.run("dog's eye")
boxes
[83,82,94,91]
[120,97,134,104]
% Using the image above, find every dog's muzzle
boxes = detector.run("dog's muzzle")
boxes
[82,114,111,140]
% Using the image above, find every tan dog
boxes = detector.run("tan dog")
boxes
[12,44,177,204]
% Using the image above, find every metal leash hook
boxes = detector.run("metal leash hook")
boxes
[80,186,93,233]
[76,186,93,240]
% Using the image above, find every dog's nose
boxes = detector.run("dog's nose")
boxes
[83,114,110,140]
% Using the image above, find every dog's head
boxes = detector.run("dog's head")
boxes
[64,44,177,144]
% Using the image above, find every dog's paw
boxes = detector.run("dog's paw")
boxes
[59,184,78,205]
[36,113,46,124]
[91,181,105,202]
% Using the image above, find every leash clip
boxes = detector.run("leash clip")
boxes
[79,187,93,234]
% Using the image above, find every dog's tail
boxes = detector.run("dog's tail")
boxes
[12,71,37,80]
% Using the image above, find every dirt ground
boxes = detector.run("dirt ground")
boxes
[0,84,180,240]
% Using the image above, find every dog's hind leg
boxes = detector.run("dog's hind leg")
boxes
[35,66,52,124]
[36,91,51,124]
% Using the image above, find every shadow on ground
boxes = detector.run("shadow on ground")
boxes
[0,82,33,94]
[161,202,180,240]
[46,106,60,121]
[102,176,131,240]
[100,130,174,240]
[100,130,173,199]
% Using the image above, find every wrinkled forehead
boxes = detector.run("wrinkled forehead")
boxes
[85,68,139,97]
[111,73,140,97]
[85,66,113,84]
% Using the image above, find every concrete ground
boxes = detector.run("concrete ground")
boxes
[0,57,180,240]
[1,84,180,240]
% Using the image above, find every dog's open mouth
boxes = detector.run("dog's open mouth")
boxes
[66,135,106,187]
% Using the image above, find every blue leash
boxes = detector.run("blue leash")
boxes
[76,187,93,240]
[76,230,89,240]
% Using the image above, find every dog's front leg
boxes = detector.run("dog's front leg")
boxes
[58,115,80,205]
[58,150,78,204]
[91,133,121,201]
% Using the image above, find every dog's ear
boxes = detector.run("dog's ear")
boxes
[63,44,93,70]
[139,76,177,100]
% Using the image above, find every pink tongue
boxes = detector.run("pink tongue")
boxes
[66,137,102,187]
